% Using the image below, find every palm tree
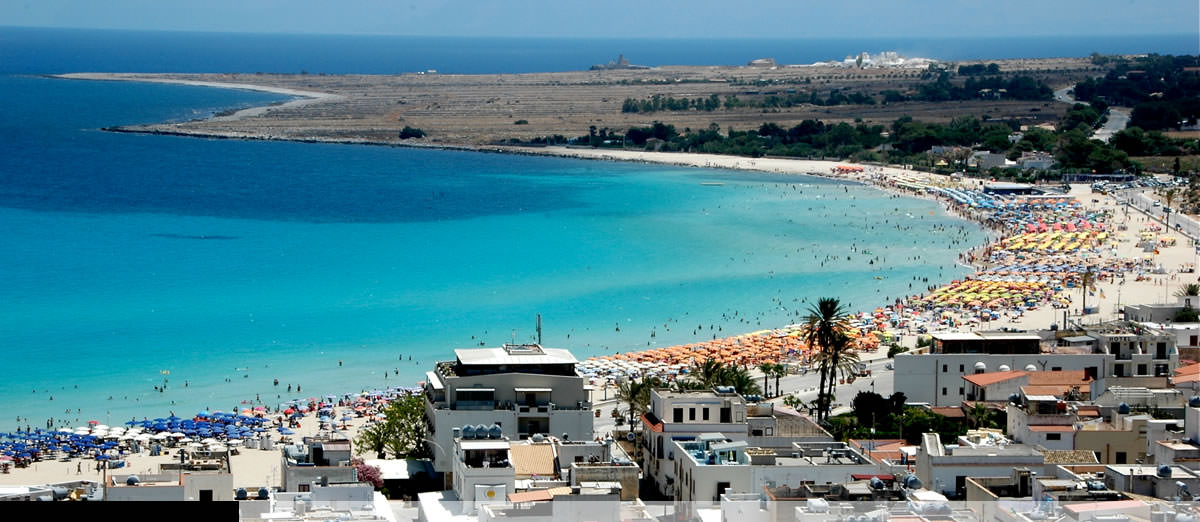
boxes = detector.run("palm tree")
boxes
[771,363,787,398]
[758,362,774,397]
[615,376,661,427]
[1176,283,1200,298]
[812,335,860,400]
[692,359,727,389]
[1080,268,1095,317]
[724,366,762,396]
[804,297,850,421]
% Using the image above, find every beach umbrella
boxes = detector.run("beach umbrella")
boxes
[87,420,100,426]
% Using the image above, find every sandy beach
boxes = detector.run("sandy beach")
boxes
[0,408,378,490]
[4,72,1193,489]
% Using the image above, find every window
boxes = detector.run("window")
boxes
[959,364,965,372]
[1051,367,1062,371]
[942,364,948,373]
[575,456,585,463]
[1137,364,1148,376]
[689,408,695,421]
[942,387,947,396]
[958,387,964,396]
[702,408,710,421]
[1190,335,1198,347]
[673,408,683,423]
[1046,433,1061,441]
[1115,451,1127,464]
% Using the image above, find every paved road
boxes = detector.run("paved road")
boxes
[1093,108,1130,143]
[1054,86,1078,104]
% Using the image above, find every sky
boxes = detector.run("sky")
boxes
[3,0,1198,39]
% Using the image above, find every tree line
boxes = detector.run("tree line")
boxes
[1072,54,1200,130]
[620,75,1054,114]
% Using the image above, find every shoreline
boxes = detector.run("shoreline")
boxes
[21,73,1194,426]
[52,73,346,122]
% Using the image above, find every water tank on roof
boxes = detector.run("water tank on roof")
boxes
[1009,393,1022,405]
[257,487,270,500]
[125,475,140,486]
[903,474,922,489]
[1087,481,1106,491]
[1189,396,1200,408]
[489,424,502,439]
[475,424,488,437]
[870,477,886,490]
[975,362,987,371]
[452,427,462,439]
[1025,364,1038,372]
[532,433,546,443]
[999,364,1011,372]
[1118,403,1131,414]
[715,386,734,394]
[462,425,476,439]
[235,488,248,500]
[1159,465,1173,478]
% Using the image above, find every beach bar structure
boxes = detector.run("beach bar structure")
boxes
[423,344,592,475]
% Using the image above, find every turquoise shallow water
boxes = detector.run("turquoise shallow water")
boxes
[0,73,987,431]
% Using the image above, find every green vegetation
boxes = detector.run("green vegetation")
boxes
[684,359,762,396]
[621,73,1051,114]
[513,119,529,125]
[957,63,1002,76]
[615,376,660,427]
[399,126,426,139]
[803,297,857,423]
[823,391,974,444]
[1072,54,1200,130]
[354,394,430,459]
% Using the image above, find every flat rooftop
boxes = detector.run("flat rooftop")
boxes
[454,344,577,366]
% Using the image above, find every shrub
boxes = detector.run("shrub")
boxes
[399,126,426,139]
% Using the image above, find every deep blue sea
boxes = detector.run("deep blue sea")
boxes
[0,27,1190,431]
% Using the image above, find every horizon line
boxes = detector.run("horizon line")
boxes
[3,24,1197,43]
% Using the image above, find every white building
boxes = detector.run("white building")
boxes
[916,432,1044,498]
[895,352,1112,406]
[423,344,593,474]
[639,388,830,497]
[673,436,884,521]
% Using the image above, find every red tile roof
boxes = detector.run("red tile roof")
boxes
[1076,406,1101,417]
[930,406,966,418]
[964,370,1092,388]
[962,370,1026,386]
[1028,370,1091,386]
[508,489,553,503]
[1029,425,1076,432]
[1177,362,1200,375]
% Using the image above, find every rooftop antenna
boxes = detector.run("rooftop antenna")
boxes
[511,329,517,345]
[536,314,542,345]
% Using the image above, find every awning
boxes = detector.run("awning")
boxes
[457,387,495,393]
[461,440,510,450]
[425,371,444,390]
[514,387,552,393]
